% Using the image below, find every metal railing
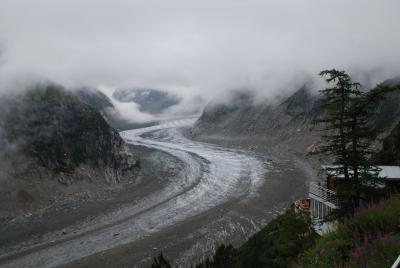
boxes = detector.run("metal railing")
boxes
[309,182,338,206]
[391,255,400,268]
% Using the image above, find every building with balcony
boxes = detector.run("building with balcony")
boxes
[294,165,400,234]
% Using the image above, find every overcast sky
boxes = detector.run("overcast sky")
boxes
[1,0,399,104]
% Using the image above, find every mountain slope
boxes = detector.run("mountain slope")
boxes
[193,79,400,159]
[74,87,115,114]
[376,121,400,165]
[113,88,180,114]
[192,86,321,156]
[0,83,139,218]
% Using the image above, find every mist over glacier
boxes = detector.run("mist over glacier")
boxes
[0,0,399,120]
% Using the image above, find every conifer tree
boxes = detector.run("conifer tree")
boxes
[316,69,398,219]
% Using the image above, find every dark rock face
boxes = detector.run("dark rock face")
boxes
[73,87,154,131]
[113,88,180,114]
[74,87,114,114]
[0,83,138,218]
[0,84,130,173]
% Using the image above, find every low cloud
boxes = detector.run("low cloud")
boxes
[0,0,399,120]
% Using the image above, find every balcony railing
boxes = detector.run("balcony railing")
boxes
[309,182,338,207]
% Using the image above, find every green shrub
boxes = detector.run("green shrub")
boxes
[195,245,239,268]
[299,196,400,267]
[348,234,400,268]
[154,197,400,268]
[299,226,352,267]
[193,210,317,268]
[349,197,400,237]
[239,210,317,268]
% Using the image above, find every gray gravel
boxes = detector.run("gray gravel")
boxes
[0,119,313,268]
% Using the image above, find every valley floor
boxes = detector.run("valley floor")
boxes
[0,118,313,268]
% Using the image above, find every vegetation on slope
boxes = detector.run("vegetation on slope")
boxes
[299,196,400,268]
[190,210,316,268]
[151,210,317,268]
[152,196,400,268]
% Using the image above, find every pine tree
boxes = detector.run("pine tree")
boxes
[316,69,398,219]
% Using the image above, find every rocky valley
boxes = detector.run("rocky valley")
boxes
[1,1,400,267]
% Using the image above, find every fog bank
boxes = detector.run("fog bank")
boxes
[0,0,399,119]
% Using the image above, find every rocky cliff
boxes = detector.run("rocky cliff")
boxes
[0,83,139,218]
[74,86,116,117]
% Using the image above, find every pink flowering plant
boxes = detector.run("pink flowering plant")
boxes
[299,196,400,267]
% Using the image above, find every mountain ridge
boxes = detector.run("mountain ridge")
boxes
[112,88,180,114]
[0,83,139,219]
[192,78,400,163]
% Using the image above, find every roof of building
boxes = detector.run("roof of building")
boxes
[321,165,400,181]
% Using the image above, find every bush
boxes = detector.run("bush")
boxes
[238,210,317,268]
[299,226,352,267]
[299,196,400,267]
[194,210,317,268]
[349,197,400,237]
[152,197,400,267]
[348,234,400,268]
[195,245,239,268]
